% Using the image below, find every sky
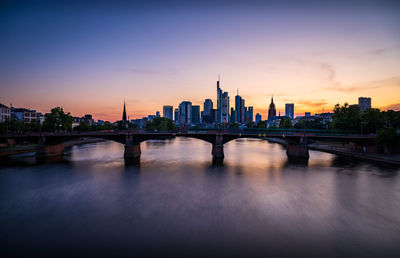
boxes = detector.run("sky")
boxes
[1,0,400,121]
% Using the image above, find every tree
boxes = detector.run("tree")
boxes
[375,127,400,149]
[331,103,362,132]
[362,108,384,134]
[42,107,73,132]
[145,117,176,131]
[279,117,292,129]
[256,121,268,128]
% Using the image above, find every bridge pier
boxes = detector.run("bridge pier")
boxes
[36,143,65,159]
[212,134,224,160]
[124,136,141,163]
[286,144,309,159]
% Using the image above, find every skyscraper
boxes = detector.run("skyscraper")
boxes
[255,113,262,123]
[358,97,371,112]
[203,99,213,123]
[222,92,229,123]
[217,78,223,123]
[235,94,242,123]
[268,96,276,120]
[246,106,254,122]
[240,98,245,123]
[191,105,200,125]
[216,76,229,124]
[174,108,179,124]
[178,101,192,126]
[285,103,294,119]
[122,100,127,122]
[230,107,236,123]
[163,105,173,120]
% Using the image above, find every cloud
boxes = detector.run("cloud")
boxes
[296,99,328,108]
[128,68,160,75]
[379,103,400,111]
[366,48,389,56]
[323,76,400,93]
[319,63,336,82]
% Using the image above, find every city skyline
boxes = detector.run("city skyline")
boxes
[1,0,400,121]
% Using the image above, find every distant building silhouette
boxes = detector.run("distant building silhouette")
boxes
[122,100,127,122]
[163,105,173,120]
[246,106,254,122]
[216,76,229,123]
[178,101,192,126]
[255,113,262,123]
[285,103,294,119]
[174,108,179,124]
[268,96,276,121]
[358,97,371,112]
[203,99,213,123]
[192,105,200,125]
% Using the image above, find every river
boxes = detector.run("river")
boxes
[1,138,399,257]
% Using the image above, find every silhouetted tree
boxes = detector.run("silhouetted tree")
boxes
[42,107,73,132]
[331,103,361,132]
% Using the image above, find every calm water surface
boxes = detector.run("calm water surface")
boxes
[1,138,400,257]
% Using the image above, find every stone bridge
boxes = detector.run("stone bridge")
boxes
[0,130,375,162]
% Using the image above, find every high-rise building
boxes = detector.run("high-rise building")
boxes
[216,76,229,124]
[178,101,192,126]
[255,113,262,123]
[268,96,276,120]
[217,78,223,123]
[122,100,127,122]
[156,111,160,117]
[358,97,371,112]
[191,105,200,125]
[230,107,236,123]
[235,94,242,123]
[163,105,173,120]
[222,92,229,123]
[240,98,245,123]
[212,109,217,124]
[203,99,213,123]
[174,108,179,124]
[305,112,311,117]
[285,103,294,119]
[246,106,254,122]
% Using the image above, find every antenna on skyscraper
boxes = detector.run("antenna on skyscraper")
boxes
[237,89,239,95]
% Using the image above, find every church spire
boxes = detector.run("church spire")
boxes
[122,99,127,122]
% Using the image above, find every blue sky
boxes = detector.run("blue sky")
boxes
[1,0,399,120]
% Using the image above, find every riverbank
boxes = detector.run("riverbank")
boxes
[309,142,400,166]
[265,137,400,165]
[0,138,106,157]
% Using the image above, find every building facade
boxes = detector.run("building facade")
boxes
[174,108,179,124]
[358,97,371,112]
[268,96,276,121]
[178,101,192,126]
[246,106,254,122]
[285,103,294,119]
[191,105,200,125]
[255,113,262,123]
[203,99,213,124]
[0,104,10,122]
[11,108,37,123]
[163,105,173,120]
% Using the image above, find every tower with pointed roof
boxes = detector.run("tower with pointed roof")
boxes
[268,96,276,121]
[122,100,127,122]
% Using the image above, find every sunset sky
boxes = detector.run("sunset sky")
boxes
[1,0,400,122]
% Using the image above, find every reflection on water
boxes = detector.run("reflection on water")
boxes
[1,138,399,257]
